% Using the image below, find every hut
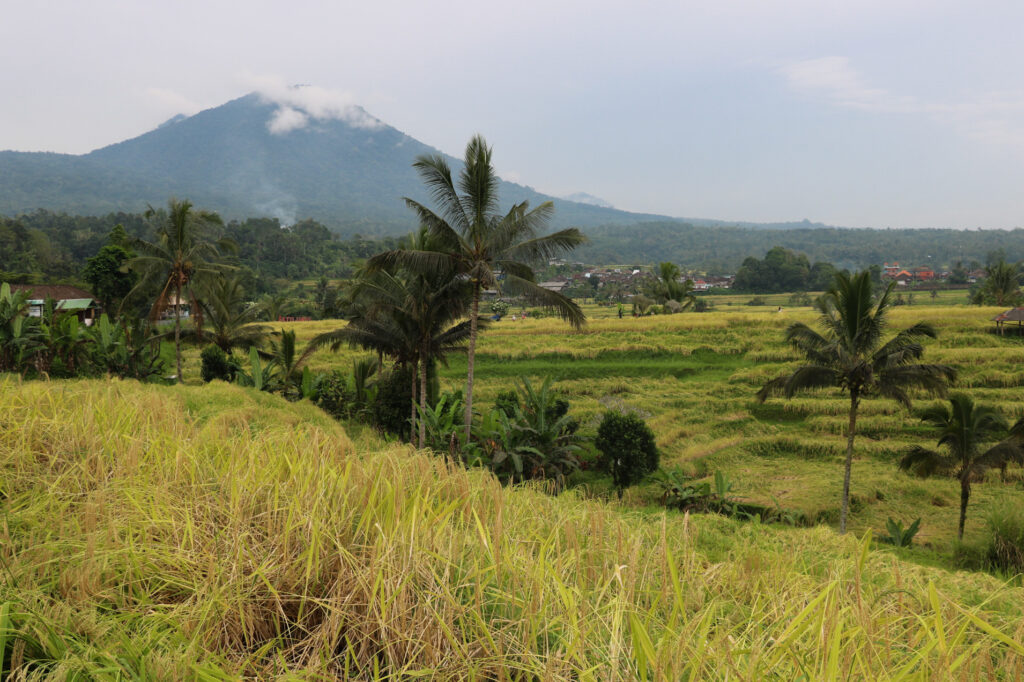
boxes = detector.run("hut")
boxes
[993,307,1024,335]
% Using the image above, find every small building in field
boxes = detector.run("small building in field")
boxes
[10,284,100,325]
[539,281,569,294]
[993,308,1024,334]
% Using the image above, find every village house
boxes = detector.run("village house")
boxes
[10,284,101,325]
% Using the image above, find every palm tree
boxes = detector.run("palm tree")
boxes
[655,262,697,308]
[125,199,229,382]
[758,271,955,534]
[369,135,587,441]
[191,273,273,353]
[311,239,475,447]
[899,395,1024,541]
[972,259,1021,306]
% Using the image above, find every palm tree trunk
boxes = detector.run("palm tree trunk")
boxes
[174,280,183,383]
[840,391,859,534]
[419,342,428,450]
[410,359,418,446]
[958,476,970,542]
[463,284,481,443]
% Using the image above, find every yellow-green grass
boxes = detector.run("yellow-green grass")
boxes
[169,304,1024,552]
[2,377,1024,678]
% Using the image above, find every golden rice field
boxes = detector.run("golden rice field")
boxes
[2,378,1024,678]
[234,301,1024,548]
[232,302,1024,552]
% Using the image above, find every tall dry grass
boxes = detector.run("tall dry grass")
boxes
[1,377,1023,678]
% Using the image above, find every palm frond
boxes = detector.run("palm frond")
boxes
[899,445,952,477]
[501,274,585,329]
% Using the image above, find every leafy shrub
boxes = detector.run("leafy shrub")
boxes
[788,292,812,306]
[494,390,520,418]
[746,296,767,306]
[693,298,711,313]
[596,411,659,497]
[373,365,415,439]
[419,391,464,456]
[985,504,1024,573]
[475,378,582,489]
[316,358,379,420]
[200,344,240,383]
[490,300,510,318]
[879,517,921,548]
[316,370,357,419]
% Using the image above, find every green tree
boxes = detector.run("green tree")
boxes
[125,199,228,382]
[971,259,1021,307]
[899,394,1024,541]
[757,271,955,534]
[313,231,474,447]
[191,273,273,353]
[0,282,42,373]
[83,243,137,312]
[369,135,586,441]
[652,262,696,308]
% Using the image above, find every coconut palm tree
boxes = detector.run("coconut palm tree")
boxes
[972,259,1021,306]
[191,273,273,353]
[758,271,955,534]
[654,262,697,308]
[369,135,587,441]
[310,239,475,447]
[899,395,1024,541]
[125,199,230,382]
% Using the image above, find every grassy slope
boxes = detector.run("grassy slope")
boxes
[228,302,1024,553]
[2,378,1024,678]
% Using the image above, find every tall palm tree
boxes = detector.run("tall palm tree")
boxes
[757,271,955,533]
[369,135,587,441]
[125,199,229,382]
[899,395,1024,541]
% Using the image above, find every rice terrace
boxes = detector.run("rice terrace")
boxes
[5,5,1024,676]
[5,276,1024,677]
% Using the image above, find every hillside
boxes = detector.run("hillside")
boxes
[2,377,1022,678]
[0,93,673,234]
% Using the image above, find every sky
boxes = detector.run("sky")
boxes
[1,0,1022,229]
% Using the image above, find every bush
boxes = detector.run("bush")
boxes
[373,365,415,439]
[746,296,767,306]
[494,390,520,418]
[986,505,1024,573]
[200,345,240,383]
[316,370,357,420]
[595,411,659,497]
[490,300,509,318]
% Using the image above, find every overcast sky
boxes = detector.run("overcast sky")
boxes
[1,0,1022,229]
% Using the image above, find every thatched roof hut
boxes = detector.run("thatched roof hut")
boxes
[993,307,1024,334]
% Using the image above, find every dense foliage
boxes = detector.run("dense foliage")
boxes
[0,210,405,287]
[733,246,839,292]
[596,410,660,496]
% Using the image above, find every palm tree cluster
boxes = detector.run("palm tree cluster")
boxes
[318,135,587,445]
[125,198,276,382]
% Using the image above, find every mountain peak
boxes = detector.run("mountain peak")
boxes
[0,91,672,233]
